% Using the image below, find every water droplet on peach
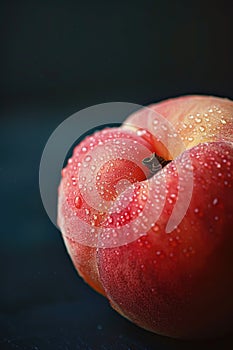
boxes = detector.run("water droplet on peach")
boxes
[136,129,146,136]
[185,163,193,171]
[74,196,82,209]
[151,224,159,232]
[85,155,92,162]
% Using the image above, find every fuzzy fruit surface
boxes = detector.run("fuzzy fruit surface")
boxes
[58,95,233,339]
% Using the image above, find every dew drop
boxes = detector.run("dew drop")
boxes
[220,119,227,125]
[185,163,193,171]
[212,198,218,206]
[195,117,202,123]
[81,146,87,152]
[85,155,92,162]
[74,196,82,209]
[151,224,159,232]
[199,126,205,132]
[136,129,146,136]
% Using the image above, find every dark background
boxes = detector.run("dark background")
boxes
[1,0,233,349]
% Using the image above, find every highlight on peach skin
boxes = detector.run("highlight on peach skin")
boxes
[57,95,233,339]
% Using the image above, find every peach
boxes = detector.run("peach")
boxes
[58,128,154,295]
[58,95,233,338]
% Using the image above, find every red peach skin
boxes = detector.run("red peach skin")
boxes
[58,95,233,339]
[58,128,154,295]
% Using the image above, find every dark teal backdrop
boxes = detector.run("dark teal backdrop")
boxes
[0,0,233,349]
